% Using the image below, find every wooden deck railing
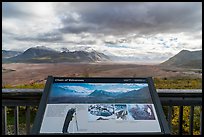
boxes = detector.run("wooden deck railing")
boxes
[2,89,202,135]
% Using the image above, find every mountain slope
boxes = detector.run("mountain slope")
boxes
[6,46,59,63]
[114,86,152,103]
[2,50,22,58]
[89,90,122,97]
[160,50,202,69]
[5,46,110,63]
[116,86,150,98]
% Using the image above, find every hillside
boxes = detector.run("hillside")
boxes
[89,90,122,97]
[3,46,110,63]
[2,50,22,58]
[160,50,202,69]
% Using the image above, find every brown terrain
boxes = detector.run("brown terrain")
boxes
[2,63,202,86]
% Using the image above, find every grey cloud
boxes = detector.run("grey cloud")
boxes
[14,32,63,42]
[144,2,202,34]
[61,40,96,45]
[77,40,96,45]
[59,23,97,34]
[193,34,202,40]
[56,2,201,35]
[3,2,201,38]
[185,31,202,40]
[60,12,81,24]
[2,2,202,60]
[104,41,117,45]
[2,2,35,19]
[104,38,129,45]
[2,29,17,37]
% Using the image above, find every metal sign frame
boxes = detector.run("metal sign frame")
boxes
[31,76,170,135]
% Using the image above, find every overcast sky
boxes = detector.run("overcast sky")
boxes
[2,2,202,63]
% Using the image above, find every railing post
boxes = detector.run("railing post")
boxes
[26,106,31,135]
[189,106,194,135]
[2,106,7,135]
[14,106,19,135]
[178,106,183,135]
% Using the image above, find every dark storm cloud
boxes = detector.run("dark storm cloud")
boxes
[57,2,201,35]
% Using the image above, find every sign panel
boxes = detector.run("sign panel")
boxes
[31,76,170,135]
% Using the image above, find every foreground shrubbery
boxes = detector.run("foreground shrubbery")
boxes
[154,77,202,89]
[5,106,37,135]
[2,83,45,89]
[162,106,201,135]
[2,77,202,89]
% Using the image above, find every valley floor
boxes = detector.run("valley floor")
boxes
[2,62,202,86]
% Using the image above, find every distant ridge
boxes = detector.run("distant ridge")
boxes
[2,50,22,58]
[3,46,110,63]
[160,50,202,69]
[89,90,122,97]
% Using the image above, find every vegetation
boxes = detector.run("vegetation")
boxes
[5,106,38,135]
[162,106,201,135]
[2,77,202,89]
[154,77,202,135]
[2,83,45,89]
[153,77,202,89]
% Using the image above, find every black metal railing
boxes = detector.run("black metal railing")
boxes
[2,89,202,135]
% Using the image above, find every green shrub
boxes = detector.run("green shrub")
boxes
[153,77,202,89]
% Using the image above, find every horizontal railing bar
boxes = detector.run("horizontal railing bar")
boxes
[2,89,202,106]
[160,98,202,106]
[2,88,202,93]
[157,89,202,94]
[2,100,40,106]
[2,89,202,98]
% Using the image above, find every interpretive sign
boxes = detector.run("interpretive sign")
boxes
[31,76,170,135]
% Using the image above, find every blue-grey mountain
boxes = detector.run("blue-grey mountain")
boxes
[160,50,202,69]
[3,46,110,63]
[2,50,22,58]
[89,90,122,97]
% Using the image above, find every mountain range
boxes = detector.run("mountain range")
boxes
[2,47,202,69]
[88,86,150,99]
[160,50,202,69]
[3,46,110,63]
[89,89,122,97]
